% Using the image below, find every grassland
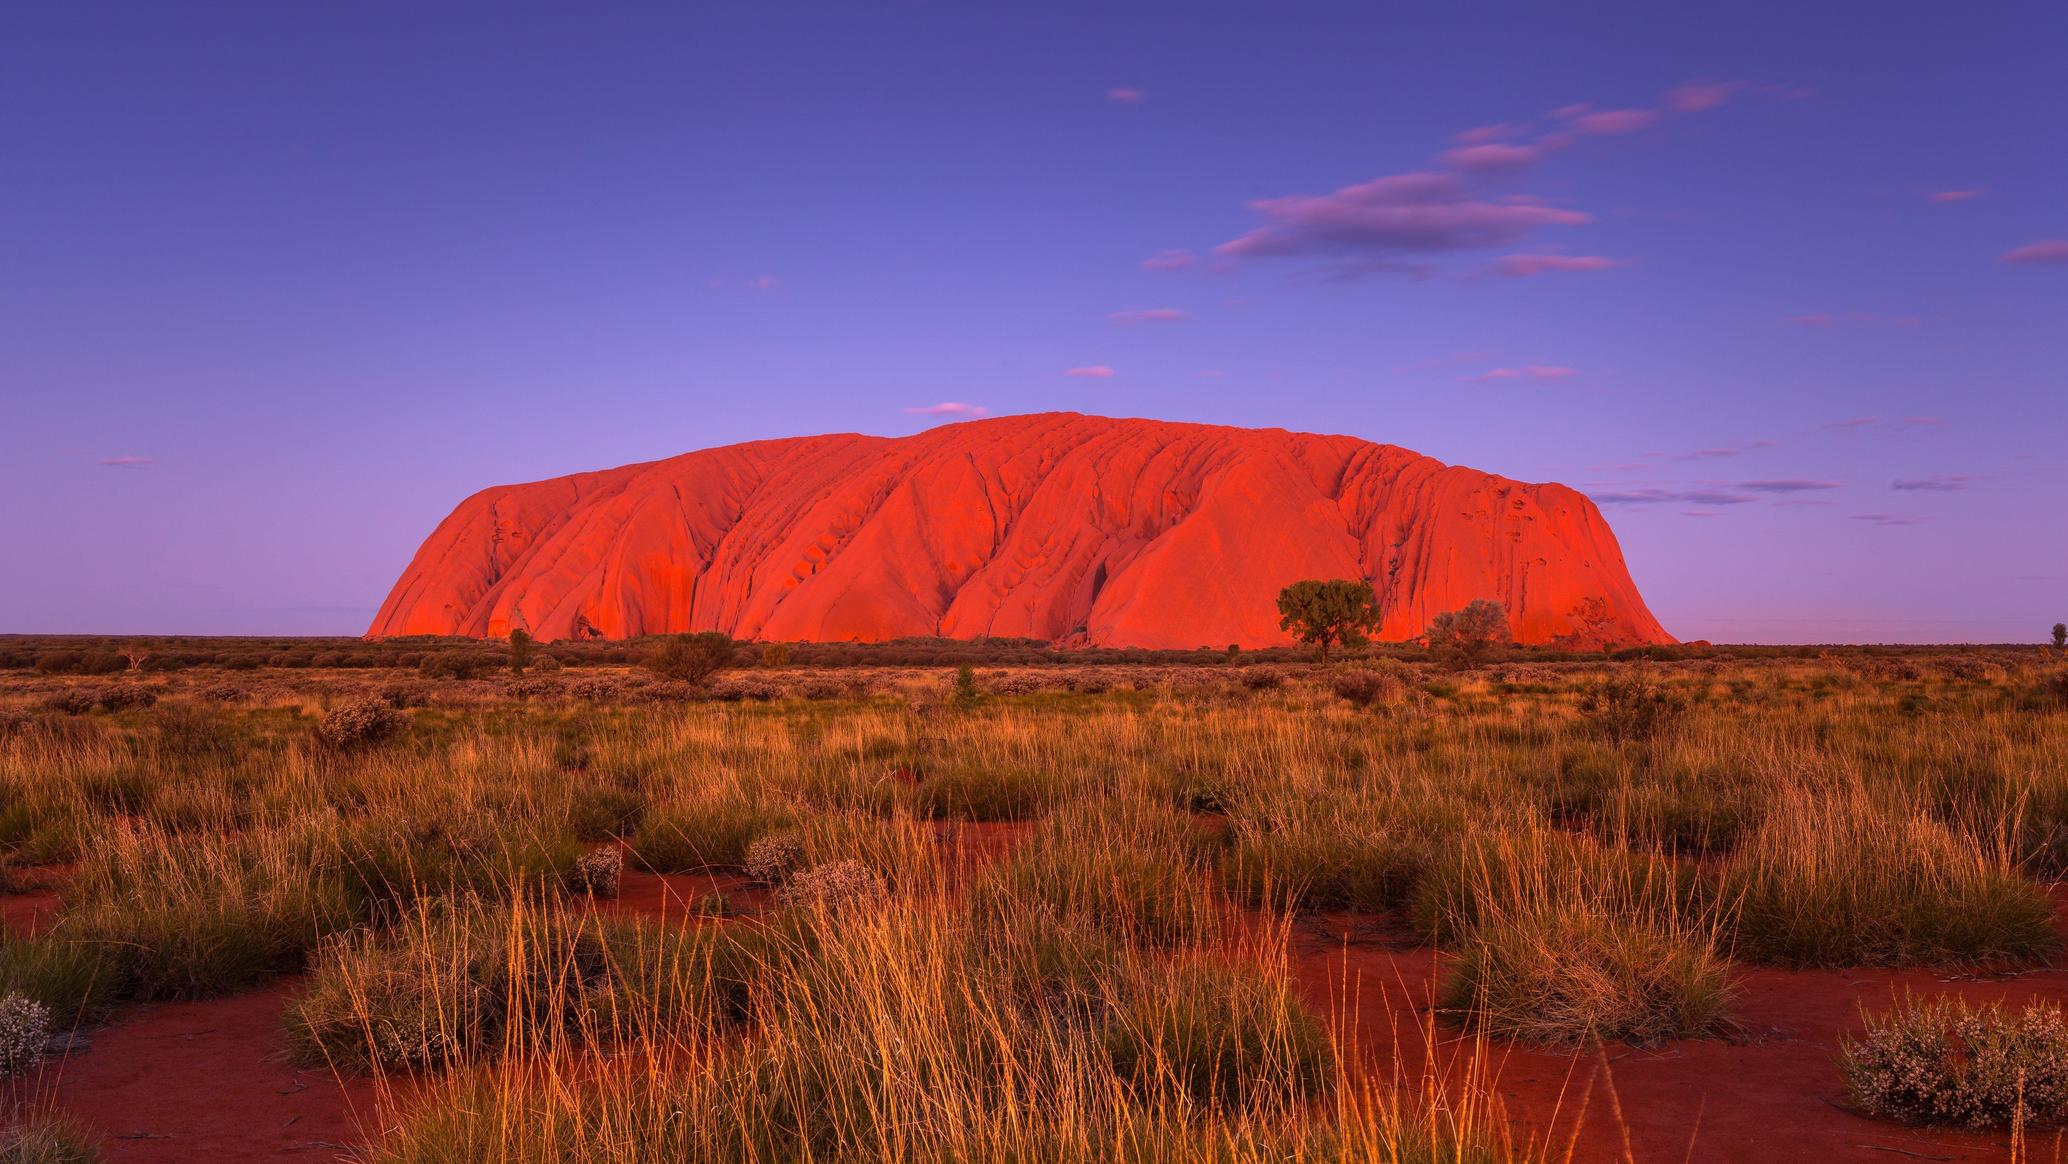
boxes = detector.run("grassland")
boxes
[0,642,2065,1161]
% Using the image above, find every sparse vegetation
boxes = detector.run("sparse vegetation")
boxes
[0,643,2063,1157]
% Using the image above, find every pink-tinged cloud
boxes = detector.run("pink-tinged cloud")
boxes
[1463,364,1576,383]
[1788,314,1837,327]
[903,402,988,418]
[747,275,779,290]
[1491,253,1618,277]
[1106,87,1145,103]
[1215,171,1589,261]
[1064,365,1115,378]
[2001,239,2068,264]
[1852,513,1922,526]
[1550,103,1592,119]
[1140,248,1196,271]
[1664,81,1744,113]
[1572,108,1660,135]
[1892,475,1975,491]
[99,456,155,468]
[1107,307,1188,324]
[1928,189,1984,204]
[1454,122,1526,145]
[1826,416,1946,433]
[1439,142,1542,174]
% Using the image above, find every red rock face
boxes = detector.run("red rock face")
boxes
[369,413,1672,648]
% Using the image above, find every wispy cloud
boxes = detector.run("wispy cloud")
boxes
[1105,87,1145,103]
[1569,108,1660,135]
[1591,487,1756,507]
[1454,123,1527,145]
[1928,189,1984,204]
[1064,365,1116,379]
[903,402,988,418]
[1788,314,1836,328]
[1462,364,1577,383]
[1215,171,1590,265]
[1140,248,1196,272]
[1674,440,1780,460]
[1891,475,1975,491]
[1663,80,1745,113]
[1490,253,1618,277]
[99,456,155,468]
[2002,240,2068,265]
[1107,307,1188,324]
[1739,479,1839,493]
[1826,416,1944,433]
[1853,513,1923,526]
[1439,142,1543,174]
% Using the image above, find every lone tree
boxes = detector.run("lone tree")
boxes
[507,628,535,675]
[2054,623,2066,651]
[646,631,737,685]
[1276,579,1381,663]
[1424,599,1512,669]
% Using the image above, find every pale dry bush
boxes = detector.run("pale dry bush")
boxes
[776,859,886,910]
[317,698,407,750]
[742,832,805,886]
[1842,995,2068,1127]
[573,847,622,898]
[0,993,51,1075]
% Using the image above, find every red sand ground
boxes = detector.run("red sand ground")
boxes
[5,859,2063,1162]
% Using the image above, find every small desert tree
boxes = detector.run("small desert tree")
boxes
[761,642,792,668]
[1276,579,1381,663]
[645,632,736,685]
[507,628,535,675]
[119,643,150,673]
[2054,623,2066,651]
[1424,599,1512,669]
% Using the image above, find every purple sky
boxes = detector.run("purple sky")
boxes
[5,2,2064,643]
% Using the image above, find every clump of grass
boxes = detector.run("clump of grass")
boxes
[287,896,743,1071]
[60,825,358,1000]
[974,801,1217,947]
[0,934,113,1026]
[1841,993,2068,1127]
[1219,800,1426,913]
[908,762,1068,821]
[1441,895,1730,1047]
[0,1110,102,1163]
[1409,826,1706,942]
[1725,791,2057,967]
[1102,954,1331,1109]
[632,791,795,872]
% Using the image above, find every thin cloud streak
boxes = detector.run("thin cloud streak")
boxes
[903,402,988,418]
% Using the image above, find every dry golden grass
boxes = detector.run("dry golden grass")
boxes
[0,647,2063,1159]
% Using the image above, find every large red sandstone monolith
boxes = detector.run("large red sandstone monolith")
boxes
[369,412,1672,648]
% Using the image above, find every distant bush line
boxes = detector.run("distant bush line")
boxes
[0,634,2050,677]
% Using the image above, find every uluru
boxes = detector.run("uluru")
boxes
[369,413,1670,649]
